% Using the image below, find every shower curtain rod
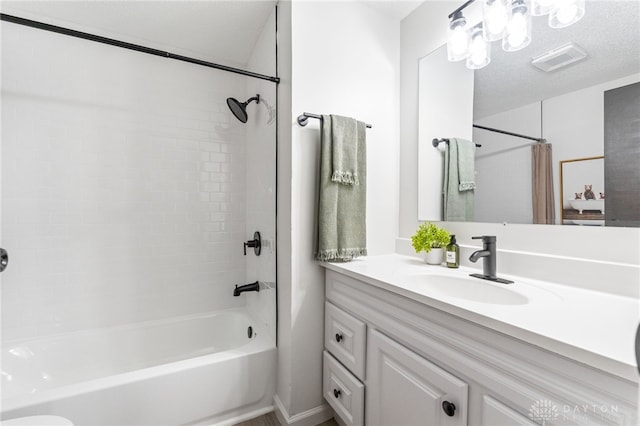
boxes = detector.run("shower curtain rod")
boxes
[473,124,546,143]
[0,13,280,84]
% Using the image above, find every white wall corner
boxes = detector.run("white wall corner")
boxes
[273,394,334,426]
[285,0,401,420]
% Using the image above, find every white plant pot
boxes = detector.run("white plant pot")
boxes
[423,248,444,265]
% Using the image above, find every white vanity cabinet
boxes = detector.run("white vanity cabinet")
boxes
[323,268,638,426]
[366,328,468,426]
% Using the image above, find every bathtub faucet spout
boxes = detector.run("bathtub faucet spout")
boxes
[233,281,260,296]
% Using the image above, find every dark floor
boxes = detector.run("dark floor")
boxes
[233,411,339,426]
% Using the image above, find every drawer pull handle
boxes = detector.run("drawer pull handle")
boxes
[333,389,341,398]
[442,400,456,417]
[335,333,343,342]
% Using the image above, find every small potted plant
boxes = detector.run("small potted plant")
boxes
[411,222,451,265]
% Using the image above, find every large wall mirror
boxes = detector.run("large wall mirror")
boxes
[418,0,640,227]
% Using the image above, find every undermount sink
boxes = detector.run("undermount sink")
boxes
[420,275,529,305]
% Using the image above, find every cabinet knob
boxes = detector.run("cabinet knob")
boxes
[333,389,341,398]
[335,333,343,342]
[442,400,456,417]
[0,248,8,273]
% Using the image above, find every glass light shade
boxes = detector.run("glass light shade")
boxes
[447,12,469,61]
[531,0,556,16]
[503,0,532,51]
[482,0,510,41]
[548,0,585,28]
[466,26,491,69]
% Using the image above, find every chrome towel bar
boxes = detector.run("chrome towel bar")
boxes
[297,112,372,128]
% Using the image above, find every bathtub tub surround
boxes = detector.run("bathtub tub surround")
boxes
[1,308,276,425]
[1,2,278,425]
[321,255,638,425]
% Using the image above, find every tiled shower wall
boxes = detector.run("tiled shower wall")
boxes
[245,8,277,340]
[1,22,257,341]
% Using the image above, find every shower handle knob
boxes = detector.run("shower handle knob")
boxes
[243,231,262,256]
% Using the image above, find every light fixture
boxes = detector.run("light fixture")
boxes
[503,0,531,51]
[447,11,470,61]
[548,0,585,28]
[445,0,585,68]
[482,0,510,42]
[531,0,556,16]
[467,24,491,69]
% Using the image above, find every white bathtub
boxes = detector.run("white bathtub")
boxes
[0,308,276,425]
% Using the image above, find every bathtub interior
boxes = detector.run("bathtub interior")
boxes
[0,2,278,422]
[1,309,276,425]
[1,308,261,400]
[2,347,277,426]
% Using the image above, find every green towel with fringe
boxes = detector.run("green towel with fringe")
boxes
[330,114,360,185]
[315,115,367,262]
[443,138,475,221]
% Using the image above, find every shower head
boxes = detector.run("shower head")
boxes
[226,94,260,123]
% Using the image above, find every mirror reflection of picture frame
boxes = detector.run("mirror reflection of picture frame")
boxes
[560,156,605,226]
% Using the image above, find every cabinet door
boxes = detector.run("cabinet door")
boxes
[366,328,468,426]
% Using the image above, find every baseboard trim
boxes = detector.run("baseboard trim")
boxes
[273,394,334,426]
[215,405,274,426]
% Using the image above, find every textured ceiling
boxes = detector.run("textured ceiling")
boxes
[473,0,640,119]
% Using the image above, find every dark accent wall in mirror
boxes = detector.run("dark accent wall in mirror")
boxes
[604,82,640,227]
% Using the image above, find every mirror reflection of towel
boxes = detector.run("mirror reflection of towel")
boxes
[443,138,475,221]
[456,139,476,192]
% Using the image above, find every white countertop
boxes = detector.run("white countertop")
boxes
[322,254,640,382]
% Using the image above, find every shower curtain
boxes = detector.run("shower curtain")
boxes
[532,143,555,224]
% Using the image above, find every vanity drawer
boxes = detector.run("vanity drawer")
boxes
[323,350,365,426]
[325,302,367,379]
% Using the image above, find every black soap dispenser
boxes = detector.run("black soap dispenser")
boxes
[446,235,460,268]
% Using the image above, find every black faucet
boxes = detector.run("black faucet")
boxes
[233,281,260,296]
[469,236,513,284]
